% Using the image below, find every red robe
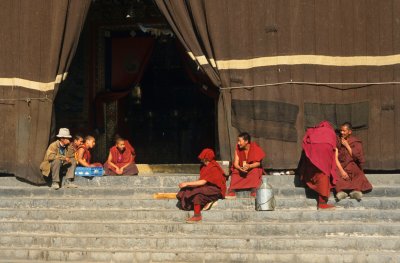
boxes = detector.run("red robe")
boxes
[298,121,337,198]
[77,145,102,167]
[177,159,226,211]
[229,142,266,190]
[335,136,372,192]
[103,145,138,175]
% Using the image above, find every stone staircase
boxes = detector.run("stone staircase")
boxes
[0,173,399,262]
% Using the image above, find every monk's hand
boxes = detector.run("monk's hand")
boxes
[179,182,187,188]
[341,171,349,180]
[242,164,250,171]
[341,138,350,147]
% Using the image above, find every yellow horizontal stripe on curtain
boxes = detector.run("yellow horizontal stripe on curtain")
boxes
[0,73,68,91]
[188,53,400,69]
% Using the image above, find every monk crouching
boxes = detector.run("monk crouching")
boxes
[297,121,338,209]
[335,122,372,201]
[103,137,138,175]
[177,149,226,223]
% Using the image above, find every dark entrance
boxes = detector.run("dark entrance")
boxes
[54,1,216,164]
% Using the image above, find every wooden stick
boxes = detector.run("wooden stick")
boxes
[153,193,177,199]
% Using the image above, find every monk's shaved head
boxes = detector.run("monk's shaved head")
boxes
[238,132,251,143]
[84,135,95,142]
[341,122,353,131]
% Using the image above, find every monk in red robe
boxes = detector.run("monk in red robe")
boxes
[335,122,372,201]
[297,121,338,209]
[76,136,103,167]
[103,138,138,175]
[226,132,265,198]
[177,148,226,223]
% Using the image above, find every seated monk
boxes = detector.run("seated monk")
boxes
[335,122,372,201]
[103,137,138,175]
[76,136,102,167]
[177,148,226,223]
[226,132,265,198]
[297,121,338,209]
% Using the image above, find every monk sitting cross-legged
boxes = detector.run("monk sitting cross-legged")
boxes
[226,132,266,199]
[76,136,103,168]
[103,137,138,176]
[177,148,227,223]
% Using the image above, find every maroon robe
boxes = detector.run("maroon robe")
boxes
[229,142,265,190]
[335,136,372,192]
[177,149,226,211]
[298,121,337,198]
[103,144,138,175]
[77,145,102,167]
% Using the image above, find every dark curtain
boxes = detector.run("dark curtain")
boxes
[155,0,400,170]
[0,0,91,184]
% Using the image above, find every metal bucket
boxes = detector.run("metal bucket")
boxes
[255,176,275,211]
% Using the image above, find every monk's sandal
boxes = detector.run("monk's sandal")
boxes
[349,191,362,201]
[336,191,348,201]
[186,215,202,223]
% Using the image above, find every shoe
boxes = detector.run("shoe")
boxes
[318,203,335,210]
[336,191,348,201]
[51,182,60,190]
[203,201,217,211]
[225,190,236,199]
[186,215,202,223]
[64,179,78,188]
[349,191,363,201]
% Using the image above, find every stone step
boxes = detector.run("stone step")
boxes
[0,247,398,262]
[2,173,399,188]
[1,220,399,236]
[1,196,399,210]
[0,185,398,198]
[0,234,398,252]
[0,208,399,223]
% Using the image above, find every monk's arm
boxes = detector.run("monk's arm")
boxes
[248,161,261,169]
[335,148,348,179]
[77,148,91,167]
[106,152,119,170]
[233,151,243,171]
[342,138,353,156]
[179,179,207,188]
[121,155,133,169]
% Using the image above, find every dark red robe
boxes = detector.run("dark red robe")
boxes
[335,136,372,192]
[229,142,265,190]
[77,145,102,167]
[298,121,337,198]
[103,144,138,175]
[177,152,226,211]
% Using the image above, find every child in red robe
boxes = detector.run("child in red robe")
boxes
[103,138,138,175]
[177,148,226,223]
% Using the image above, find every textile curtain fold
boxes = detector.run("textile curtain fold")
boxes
[0,0,91,184]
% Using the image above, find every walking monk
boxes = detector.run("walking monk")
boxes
[335,122,372,201]
[226,132,265,198]
[177,148,226,223]
[104,137,138,175]
[297,121,338,209]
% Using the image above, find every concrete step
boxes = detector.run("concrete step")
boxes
[0,185,398,198]
[0,207,399,222]
[2,173,399,188]
[1,220,398,236]
[0,234,398,252]
[1,196,399,210]
[0,247,398,262]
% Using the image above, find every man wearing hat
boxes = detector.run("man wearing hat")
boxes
[40,128,78,189]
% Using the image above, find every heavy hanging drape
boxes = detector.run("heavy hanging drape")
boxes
[156,0,400,170]
[0,0,91,184]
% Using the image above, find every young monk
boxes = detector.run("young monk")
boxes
[297,121,338,209]
[177,148,226,223]
[103,137,138,175]
[226,132,266,198]
[76,136,102,167]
